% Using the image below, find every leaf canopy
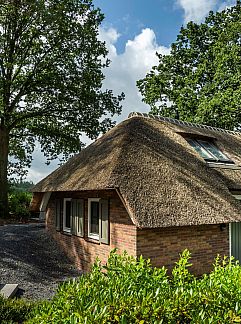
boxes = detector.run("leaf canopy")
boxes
[0,0,124,176]
[137,1,241,130]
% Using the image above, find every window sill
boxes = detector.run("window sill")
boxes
[88,232,99,240]
[86,237,100,244]
[61,230,72,236]
[72,233,84,238]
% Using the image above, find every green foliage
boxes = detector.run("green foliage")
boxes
[137,1,241,130]
[0,0,123,175]
[0,294,35,323]
[26,249,241,323]
[9,181,34,193]
[8,190,32,219]
[0,0,124,217]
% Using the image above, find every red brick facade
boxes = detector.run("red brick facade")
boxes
[137,225,229,276]
[46,190,136,271]
[45,189,229,274]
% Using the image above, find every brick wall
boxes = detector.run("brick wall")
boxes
[46,190,136,271]
[137,224,229,275]
[44,189,230,275]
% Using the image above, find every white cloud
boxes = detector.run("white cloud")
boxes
[100,27,170,121]
[176,0,236,23]
[26,27,170,183]
[99,27,120,59]
[25,144,60,183]
[25,133,92,183]
[218,0,236,11]
[26,167,54,184]
[176,0,216,23]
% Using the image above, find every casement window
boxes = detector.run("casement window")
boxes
[88,198,99,239]
[55,199,62,231]
[88,198,109,244]
[63,198,72,233]
[186,138,233,164]
[71,199,84,237]
[55,198,84,236]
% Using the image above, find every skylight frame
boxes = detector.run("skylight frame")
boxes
[186,138,233,164]
[197,139,232,163]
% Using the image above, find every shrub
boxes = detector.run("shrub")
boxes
[25,250,241,323]
[8,191,32,220]
[0,295,35,323]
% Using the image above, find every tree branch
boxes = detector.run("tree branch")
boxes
[9,46,52,112]
[8,107,60,130]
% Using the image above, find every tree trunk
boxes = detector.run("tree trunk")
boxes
[0,126,9,218]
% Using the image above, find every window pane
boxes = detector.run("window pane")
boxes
[55,199,61,230]
[65,200,71,228]
[90,201,99,235]
[198,140,230,161]
[187,139,215,160]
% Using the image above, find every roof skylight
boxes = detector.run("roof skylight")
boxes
[186,138,233,164]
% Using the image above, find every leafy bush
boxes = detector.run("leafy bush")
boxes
[8,191,32,220]
[0,295,34,323]
[26,250,241,323]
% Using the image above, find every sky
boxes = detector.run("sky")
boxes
[26,0,237,183]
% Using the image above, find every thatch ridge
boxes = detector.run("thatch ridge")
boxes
[128,112,241,136]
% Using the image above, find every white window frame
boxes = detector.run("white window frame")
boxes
[63,198,72,233]
[186,138,233,163]
[232,195,241,200]
[88,198,100,240]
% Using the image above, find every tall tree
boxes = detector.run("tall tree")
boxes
[0,0,124,218]
[137,1,241,129]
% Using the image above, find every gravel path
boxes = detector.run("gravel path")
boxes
[0,223,81,300]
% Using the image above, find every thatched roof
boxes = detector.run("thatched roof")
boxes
[33,114,241,228]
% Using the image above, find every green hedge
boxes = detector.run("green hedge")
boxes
[8,191,32,219]
[26,250,241,323]
[0,295,34,323]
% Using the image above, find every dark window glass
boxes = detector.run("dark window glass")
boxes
[187,139,215,160]
[198,140,231,162]
[186,138,233,163]
[65,200,71,228]
[90,201,99,235]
